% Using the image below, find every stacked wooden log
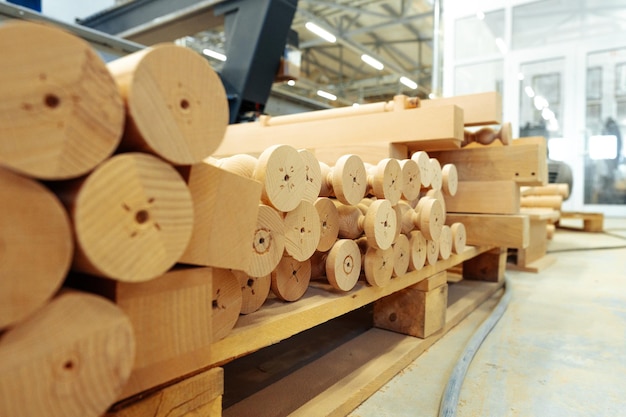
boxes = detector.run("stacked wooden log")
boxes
[521,183,570,239]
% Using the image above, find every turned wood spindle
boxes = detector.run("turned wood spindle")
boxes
[428,158,443,192]
[426,238,439,266]
[0,21,124,180]
[463,122,512,147]
[254,144,307,212]
[108,44,229,165]
[298,149,323,203]
[411,151,432,188]
[271,255,312,302]
[335,199,397,250]
[314,197,340,252]
[408,230,428,271]
[399,159,422,201]
[319,154,367,205]
[450,222,467,255]
[232,270,271,315]
[215,153,257,178]
[392,233,411,277]
[438,225,453,260]
[246,204,286,278]
[283,200,321,261]
[397,197,444,242]
[357,237,394,288]
[365,158,403,205]
[311,239,362,292]
[212,269,243,341]
[441,163,459,197]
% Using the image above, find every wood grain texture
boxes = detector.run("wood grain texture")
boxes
[245,204,285,278]
[429,136,548,186]
[420,91,502,126]
[178,162,262,271]
[399,158,422,200]
[106,368,223,417]
[366,158,403,204]
[464,247,507,282]
[392,233,411,277]
[212,269,242,341]
[447,213,529,249]
[445,180,521,214]
[0,167,73,329]
[0,291,134,417]
[209,245,492,368]
[325,239,362,292]
[253,144,306,212]
[283,200,321,261]
[0,21,124,179]
[69,266,214,399]
[271,256,312,302]
[298,149,322,203]
[314,197,340,252]
[108,43,228,165]
[233,270,271,315]
[363,244,394,288]
[215,105,464,157]
[56,153,194,282]
[408,230,428,271]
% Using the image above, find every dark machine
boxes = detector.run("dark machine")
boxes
[78,0,299,124]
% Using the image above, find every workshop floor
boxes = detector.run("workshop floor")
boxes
[350,218,626,417]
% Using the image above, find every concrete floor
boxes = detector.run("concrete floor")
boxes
[350,218,626,417]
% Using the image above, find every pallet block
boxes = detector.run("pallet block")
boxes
[429,136,548,186]
[214,105,464,157]
[509,210,557,273]
[558,212,604,232]
[419,91,502,126]
[374,271,448,338]
[445,180,520,214]
[106,367,223,417]
[463,247,507,283]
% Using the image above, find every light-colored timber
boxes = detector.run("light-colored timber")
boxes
[445,180,521,214]
[246,204,286,278]
[0,167,73,330]
[428,158,443,191]
[366,158,403,204]
[212,269,242,342]
[314,197,340,252]
[438,225,453,260]
[0,21,124,180]
[450,222,467,254]
[271,256,312,302]
[446,213,530,249]
[397,197,444,242]
[233,271,271,315]
[178,162,261,271]
[392,233,411,277]
[68,266,213,399]
[335,199,397,250]
[56,152,194,282]
[215,105,464,156]
[325,239,362,292]
[361,240,395,288]
[399,159,422,200]
[107,43,228,165]
[419,91,502,126]
[411,151,432,187]
[224,279,504,417]
[521,195,563,210]
[319,154,368,206]
[520,183,570,198]
[429,136,548,186]
[283,200,321,261]
[298,149,323,203]
[408,230,428,271]
[463,122,512,146]
[558,211,604,232]
[106,368,223,417]
[0,291,134,417]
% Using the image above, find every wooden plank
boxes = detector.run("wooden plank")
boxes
[413,270,448,291]
[106,368,223,417]
[68,266,214,399]
[178,163,262,271]
[419,92,502,126]
[445,180,520,214]
[209,245,492,367]
[429,137,548,186]
[223,280,503,417]
[214,105,464,157]
[446,213,529,248]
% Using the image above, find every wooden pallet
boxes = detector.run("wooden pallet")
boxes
[557,212,604,232]
[104,246,506,417]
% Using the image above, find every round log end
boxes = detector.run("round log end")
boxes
[363,199,397,250]
[392,233,410,277]
[298,149,322,203]
[72,153,194,282]
[283,200,321,261]
[439,225,453,260]
[450,222,467,254]
[399,159,422,201]
[246,204,286,278]
[254,144,306,212]
[0,21,124,179]
[428,158,443,192]
[326,239,361,292]
[371,158,403,205]
[426,239,439,266]
[314,197,340,252]
[363,246,394,287]
[441,163,458,197]
[417,197,444,242]
[212,269,243,341]
[232,270,270,315]
[408,230,427,271]
[332,154,367,205]
[411,151,432,188]
[271,256,312,302]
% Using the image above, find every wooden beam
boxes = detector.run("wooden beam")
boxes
[214,105,464,157]
[429,137,548,186]
[419,92,502,126]
[445,180,520,214]
[446,213,529,248]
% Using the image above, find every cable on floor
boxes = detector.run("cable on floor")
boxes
[437,276,512,417]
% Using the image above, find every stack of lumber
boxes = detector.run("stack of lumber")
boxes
[521,183,570,239]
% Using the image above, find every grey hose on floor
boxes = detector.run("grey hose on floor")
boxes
[438,277,513,417]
